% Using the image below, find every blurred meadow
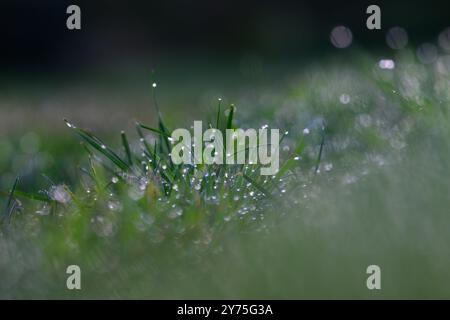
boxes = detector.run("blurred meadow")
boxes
[1,0,450,299]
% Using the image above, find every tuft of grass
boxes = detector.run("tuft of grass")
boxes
[65,103,297,208]
[3,51,450,298]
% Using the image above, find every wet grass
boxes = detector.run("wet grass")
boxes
[1,50,450,298]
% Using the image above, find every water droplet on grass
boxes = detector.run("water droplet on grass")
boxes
[128,185,145,200]
[107,200,123,212]
[49,185,70,204]
[339,94,351,104]
[36,204,50,216]
[65,121,76,129]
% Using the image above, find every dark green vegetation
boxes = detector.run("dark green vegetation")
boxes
[1,51,450,298]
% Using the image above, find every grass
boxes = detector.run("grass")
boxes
[1,49,450,298]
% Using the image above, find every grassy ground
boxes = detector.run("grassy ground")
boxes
[1,50,450,298]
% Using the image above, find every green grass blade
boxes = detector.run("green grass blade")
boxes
[136,123,158,166]
[65,119,130,172]
[276,136,305,179]
[121,131,133,165]
[2,176,20,224]
[151,86,172,154]
[314,134,325,175]
[6,177,19,210]
[138,123,171,137]
[216,99,222,129]
[14,190,53,203]
[158,118,172,154]
[226,104,236,130]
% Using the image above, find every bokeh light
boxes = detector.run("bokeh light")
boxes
[330,26,353,49]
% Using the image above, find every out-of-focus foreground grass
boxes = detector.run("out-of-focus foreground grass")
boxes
[1,49,450,298]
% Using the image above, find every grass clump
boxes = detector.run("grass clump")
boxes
[2,50,450,298]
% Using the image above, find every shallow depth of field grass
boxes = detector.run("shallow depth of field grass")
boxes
[1,49,450,298]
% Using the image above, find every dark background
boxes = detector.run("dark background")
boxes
[1,0,450,72]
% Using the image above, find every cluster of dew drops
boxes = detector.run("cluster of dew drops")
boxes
[41,118,316,235]
[26,24,450,241]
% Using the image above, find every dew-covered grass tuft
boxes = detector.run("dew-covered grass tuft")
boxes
[2,50,450,298]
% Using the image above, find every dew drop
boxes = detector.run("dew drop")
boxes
[107,200,123,212]
[339,93,351,104]
[49,185,70,204]
[36,204,51,216]
[324,163,333,172]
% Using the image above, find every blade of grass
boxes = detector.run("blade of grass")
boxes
[65,119,130,172]
[6,177,19,210]
[216,99,222,129]
[151,85,172,154]
[138,123,172,138]
[2,176,20,224]
[121,130,133,165]
[136,123,158,170]
[314,134,325,175]
[276,136,306,180]
[226,104,236,130]
[14,190,53,203]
